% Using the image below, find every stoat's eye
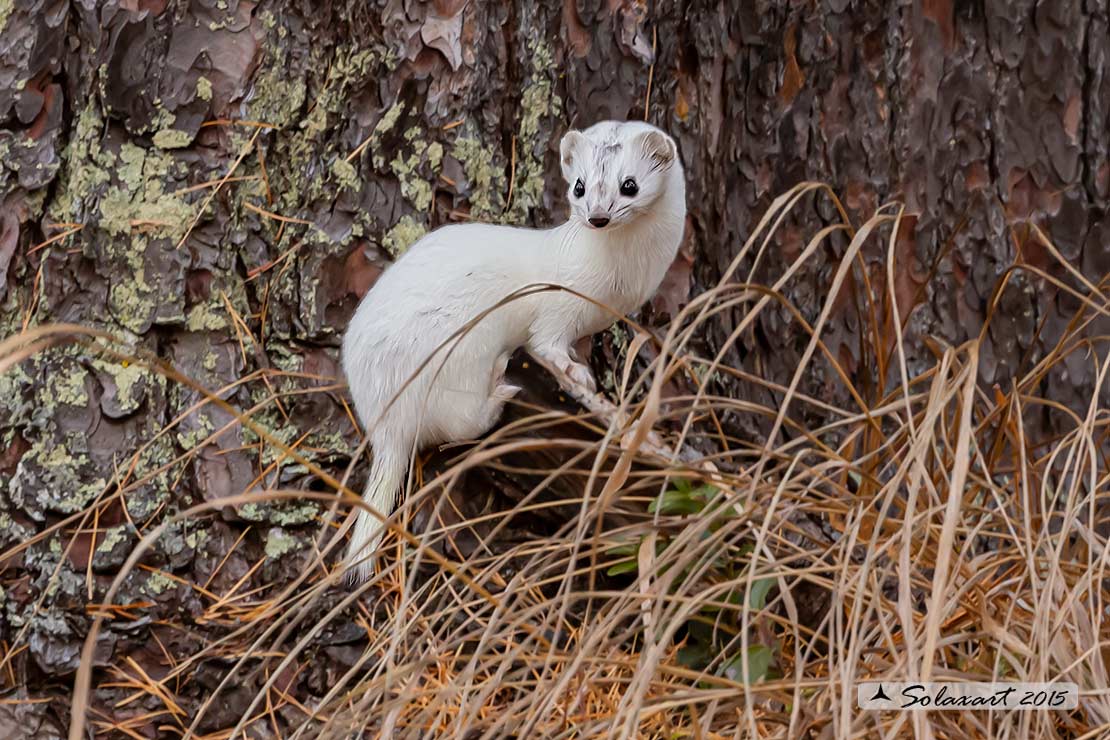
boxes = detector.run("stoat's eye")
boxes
[619,178,639,197]
[573,179,585,198]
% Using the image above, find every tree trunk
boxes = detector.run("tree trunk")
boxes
[1,0,1106,733]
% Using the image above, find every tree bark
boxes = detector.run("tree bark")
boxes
[1,0,1107,732]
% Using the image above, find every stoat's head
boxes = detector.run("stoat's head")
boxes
[559,121,681,231]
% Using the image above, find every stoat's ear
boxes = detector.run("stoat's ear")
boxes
[637,129,677,171]
[559,130,587,180]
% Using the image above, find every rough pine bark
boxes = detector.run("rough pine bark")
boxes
[0,0,1107,733]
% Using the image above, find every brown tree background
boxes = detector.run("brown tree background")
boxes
[1,0,1107,735]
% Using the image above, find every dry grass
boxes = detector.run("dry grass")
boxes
[3,182,1110,739]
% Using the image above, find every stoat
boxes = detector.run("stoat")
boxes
[341,120,687,579]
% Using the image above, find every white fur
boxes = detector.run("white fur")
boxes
[341,121,686,579]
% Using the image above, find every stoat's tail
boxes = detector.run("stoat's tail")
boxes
[345,437,408,581]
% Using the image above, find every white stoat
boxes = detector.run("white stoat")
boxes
[340,120,687,579]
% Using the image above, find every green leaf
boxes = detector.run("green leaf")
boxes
[721,645,774,685]
[690,483,720,501]
[677,643,712,671]
[649,480,722,516]
[605,543,638,558]
[672,478,694,494]
[648,487,703,515]
[606,559,639,576]
[748,578,775,611]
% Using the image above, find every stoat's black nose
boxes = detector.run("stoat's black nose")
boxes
[588,216,610,228]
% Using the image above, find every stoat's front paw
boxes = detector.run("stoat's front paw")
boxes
[493,383,522,401]
[566,362,597,393]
